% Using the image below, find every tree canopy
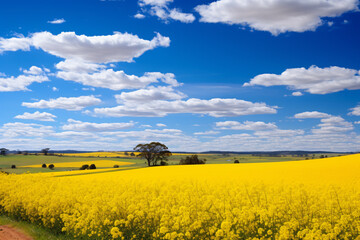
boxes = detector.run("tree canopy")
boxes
[133,142,172,166]
[0,148,9,156]
[42,148,50,155]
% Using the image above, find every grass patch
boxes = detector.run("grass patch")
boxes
[0,215,73,240]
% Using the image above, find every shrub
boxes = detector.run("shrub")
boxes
[42,164,47,168]
[89,164,96,170]
[11,165,16,169]
[48,164,54,170]
[113,165,119,168]
[80,164,89,170]
[160,161,168,166]
[234,160,240,163]
[179,155,206,165]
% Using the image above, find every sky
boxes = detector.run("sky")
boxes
[0,0,360,152]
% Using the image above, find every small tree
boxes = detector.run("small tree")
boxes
[133,142,172,166]
[0,148,9,156]
[42,164,47,168]
[89,164,96,169]
[130,152,135,157]
[234,160,240,163]
[42,148,50,156]
[80,164,89,170]
[48,164,54,170]
[179,155,206,165]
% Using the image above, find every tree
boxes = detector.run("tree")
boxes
[0,148,9,156]
[133,142,172,166]
[42,148,50,156]
[179,155,206,165]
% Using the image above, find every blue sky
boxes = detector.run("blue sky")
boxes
[0,0,360,152]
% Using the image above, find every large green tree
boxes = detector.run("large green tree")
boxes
[42,148,50,155]
[133,142,172,166]
[0,148,9,156]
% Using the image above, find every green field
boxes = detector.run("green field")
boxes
[0,153,344,174]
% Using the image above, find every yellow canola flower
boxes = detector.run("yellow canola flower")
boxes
[0,154,359,239]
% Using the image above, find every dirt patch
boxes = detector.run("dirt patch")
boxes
[0,225,33,240]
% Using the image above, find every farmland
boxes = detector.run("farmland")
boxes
[0,153,359,239]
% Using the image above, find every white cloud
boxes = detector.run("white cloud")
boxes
[195,0,359,35]
[292,91,303,96]
[0,35,32,53]
[14,111,57,122]
[294,111,332,119]
[349,105,360,116]
[139,0,173,7]
[0,74,48,92]
[0,31,170,63]
[156,123,167,127]
[216,121,277,130]
[57,70,175,91]
[312,116,353,134]
[62,119,135,132]
[194,130,219,135]
[245,65,360,94]
[0,122,54,138]
[138,0,195,23]
[168,9,196,23]
[254,129,304,138]
[93,98,277,117]
[23,66,44,75]
[134,13,146,19]
[52,87,58,91]
[22,95,102,111]
[355,121,360,124]
[56,59,106,73]
[115,86,185,102]
[48,18,66,24]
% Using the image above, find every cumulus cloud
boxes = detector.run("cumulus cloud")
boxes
[93,98,277,117]
[62,119,135,132]
[245,66,360,94]
[195,0,359,35]
[55,59,106,73]
[294,111,332,119]
[134,13,146,19]
[47,18,66,24]
[23,66,44,75]
[57,70,177,91]
[14,111,57,122]
[22,95,102,111]
[194,130,220,135]
[216,121,277,130]
[254,129,304,138]
[0,35,32,53]
[312,116,353,134]
[0,122,54,138]
[0,31,170,63]
[292,91,303,96]
[349,105,360,116]
[156,123,167,127]
[115,86,185,103]
[138,0,195,23]
[0,72,48,92]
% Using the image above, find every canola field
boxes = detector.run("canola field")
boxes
[22,160,134,168]
[0,154,360,239]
